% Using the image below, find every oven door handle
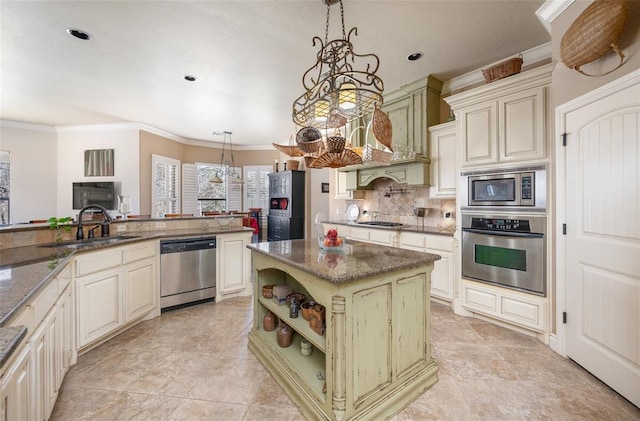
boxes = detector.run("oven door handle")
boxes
[462,228,544,239]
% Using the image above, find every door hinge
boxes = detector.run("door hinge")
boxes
[562,224,567,235]
[563,312,567,324]
[562,132,567,146]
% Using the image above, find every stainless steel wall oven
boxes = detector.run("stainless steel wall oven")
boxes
[461,213,546,296]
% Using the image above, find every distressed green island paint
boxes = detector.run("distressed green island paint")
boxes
[248,238,440,420]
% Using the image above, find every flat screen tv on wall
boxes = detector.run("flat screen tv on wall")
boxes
[72,182,116,210]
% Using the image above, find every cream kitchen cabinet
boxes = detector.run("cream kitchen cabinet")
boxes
[445,63,553,168]
[75,240,158,350]
[0,343,31,421]
[333,169,353,199]
[344,225,397,246]
[428,121,457,198]
[461,279,547,333]
[398,232,455,302]
[123,243,157,322]
[216,232,252,301]
[3,265,73,421]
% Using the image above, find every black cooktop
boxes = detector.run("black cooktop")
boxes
[357,221,404,227]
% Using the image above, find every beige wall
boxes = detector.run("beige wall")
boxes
[551,0,640,108]
[139,130,280,214]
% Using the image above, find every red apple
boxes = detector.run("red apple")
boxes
[327,229,338,239]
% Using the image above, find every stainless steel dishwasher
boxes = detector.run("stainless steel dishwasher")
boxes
[160,237,216,310]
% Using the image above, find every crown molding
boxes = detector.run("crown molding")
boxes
[441,42,552,96]
[536,0,575,33]
[55,122,141,133]
[3,119,287,151]
[0,120,57,132]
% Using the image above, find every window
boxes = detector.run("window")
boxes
[198,164,227,213]
[152,154,180,218]
[0,151,9,225]
[243,166,271,213]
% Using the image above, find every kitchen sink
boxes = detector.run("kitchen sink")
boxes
[356,221,404,227]
[40,235,141,249]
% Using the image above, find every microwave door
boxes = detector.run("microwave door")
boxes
[472,178,516,202]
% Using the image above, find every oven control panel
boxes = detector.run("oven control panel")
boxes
[469,217,532,233]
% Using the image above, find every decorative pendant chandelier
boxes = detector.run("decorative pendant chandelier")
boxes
[210,131,243,184]
[292,0,384,130]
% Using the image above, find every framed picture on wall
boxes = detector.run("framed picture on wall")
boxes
[321,182,329,193]
[84,149,114,176]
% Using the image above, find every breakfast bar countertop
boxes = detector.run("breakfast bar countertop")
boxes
[248,237,441,285]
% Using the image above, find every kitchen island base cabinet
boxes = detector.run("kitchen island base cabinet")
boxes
[248,250,438,421]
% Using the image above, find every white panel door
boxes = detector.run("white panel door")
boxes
[564,73,640,407]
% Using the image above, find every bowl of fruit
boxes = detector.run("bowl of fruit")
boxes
[318,228,345,251]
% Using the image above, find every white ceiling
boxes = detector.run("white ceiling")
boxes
[0,0,550,148]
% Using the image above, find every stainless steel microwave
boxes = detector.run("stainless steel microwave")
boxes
[461,165,546,212]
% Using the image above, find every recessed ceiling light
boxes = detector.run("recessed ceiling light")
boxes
[406,52,423,62]
[66,28,92,41]
[184,75,197,82]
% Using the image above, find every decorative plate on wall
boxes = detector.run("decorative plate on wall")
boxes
[346,204,360,222]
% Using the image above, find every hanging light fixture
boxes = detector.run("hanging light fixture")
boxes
[210,131,243,184]
[292,0,384,130]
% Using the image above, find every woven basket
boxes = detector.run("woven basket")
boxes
[296,126,324,153]
[560,0,628,77]
[303,155,317,168]
[309,149,362,169]
[272,143,304,157]
[372,107,393,148]
[362,144,392,164]
[326,135,346,153]
[361,121,392,164]
[482,55,523,83]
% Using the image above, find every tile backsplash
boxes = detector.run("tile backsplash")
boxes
[341,178,456,229]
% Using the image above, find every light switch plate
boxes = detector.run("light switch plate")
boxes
[155,222,166,228]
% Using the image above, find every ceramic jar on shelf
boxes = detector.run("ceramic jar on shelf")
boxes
[276,321,293,347]
[263,310,277,331]
[300,339,313,356]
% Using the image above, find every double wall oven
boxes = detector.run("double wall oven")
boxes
[460,165,547,296]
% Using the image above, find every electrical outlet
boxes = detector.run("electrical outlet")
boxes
[155,222,166,228]
[116,224,127,232]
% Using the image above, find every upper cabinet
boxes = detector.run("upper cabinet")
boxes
[340,75,443,189]
[445,63,554,168]
[428,121,457,198]
[378,75,443,157]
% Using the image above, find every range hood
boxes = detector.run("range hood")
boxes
[339,157,431,189]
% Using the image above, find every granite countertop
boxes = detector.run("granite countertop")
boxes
[0,326,27,368]
[0,226,253,369]
[248,238,441,285]
[328,220,455,236]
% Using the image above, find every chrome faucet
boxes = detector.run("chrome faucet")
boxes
[77,205,113,240]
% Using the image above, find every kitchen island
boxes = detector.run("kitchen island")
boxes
[247,238,440,421]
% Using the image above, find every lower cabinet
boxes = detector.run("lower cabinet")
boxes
[123,257,156,322]
[2,267,73,421]
[217,232,252,301]
[75,241,158,350]
[0,344,32,421]
[76,267,123,348]
[268,215,304,241]
[395,231,457,303]
[461,279,547,332]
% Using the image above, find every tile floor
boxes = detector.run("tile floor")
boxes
[51,297,640,421]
